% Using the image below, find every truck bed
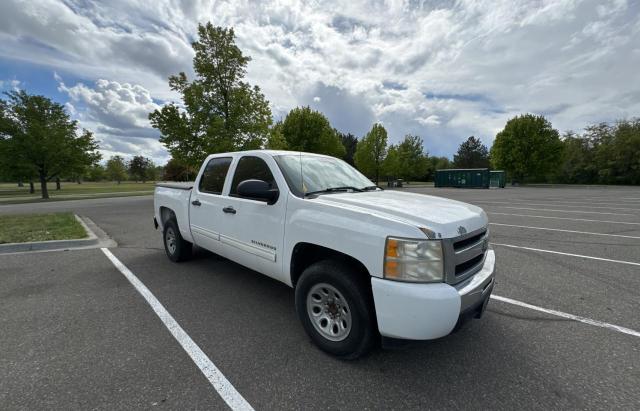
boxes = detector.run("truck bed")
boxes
[155,182,194,190]
[154,183,194,242]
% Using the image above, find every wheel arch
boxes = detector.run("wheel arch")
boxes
[159,206,178,229]
[290,242,371,288]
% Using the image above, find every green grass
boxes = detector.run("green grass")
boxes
[0,181,156,204]
[0,212,88,244]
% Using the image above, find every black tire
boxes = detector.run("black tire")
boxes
[295,260,377,360]
[163,219,192,262]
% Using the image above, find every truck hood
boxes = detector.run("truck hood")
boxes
[310,190,487,239]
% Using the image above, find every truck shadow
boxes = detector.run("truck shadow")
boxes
[124,248,578,409]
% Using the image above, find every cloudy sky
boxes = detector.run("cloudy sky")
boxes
[1,0,638,164]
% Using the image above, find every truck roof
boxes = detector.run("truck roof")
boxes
[209,149,335,158]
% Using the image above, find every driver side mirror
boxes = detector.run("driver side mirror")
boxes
[237,179,279,204]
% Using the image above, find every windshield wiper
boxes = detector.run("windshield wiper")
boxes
[305,186,364,196]
[362,185,383,191]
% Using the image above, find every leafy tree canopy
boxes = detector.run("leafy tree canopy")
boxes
[149,23,272,168]
[431,156,452,170]
[398,134,431,180]
[0,90,100,198]
[281,106,345,157]
[382,144,401,178]
[86,164,106,182]
[163,157,197,181]
[427,156,452,180]
[338,131,358,166]
[105,155,128,184]
[453,136,490,168]
[558,119,640,185]
[354,123,388,184]
[382,135,430,181]
[128,155,155,182]
[266,120,287,150]
[490,114,563,182]
[598,119,640,185]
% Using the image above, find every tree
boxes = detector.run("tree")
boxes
[266,120,288,149]
[382,135,430,181]
[556,131,596,184]
[581,119,640,185]
[105,155,128,184]
[163,157,196,181]
[397,135,431,180]
[0,106,37,188]
[144,163,159,182]
[606,119,640,184]
[0,136,37,190]
[490,114,563,183]
[338,132,358,166]
[427,156,453,181]
[149,24,272,168]
[151,165,164,182]
[382,144,401,178]
[431,156,452,171]
[453,136,490,168]
[128,156,154,183]
[280,106,345,157]
[354,123,388,184]
[0,90,100,199]
[86,164,106,181]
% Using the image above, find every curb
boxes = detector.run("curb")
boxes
[0,214,117,254]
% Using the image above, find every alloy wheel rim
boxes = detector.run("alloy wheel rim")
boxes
[306,283,352,342]
[166,228,176,254]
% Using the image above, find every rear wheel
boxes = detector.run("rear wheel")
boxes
[163,219,192,262]
[295,260,376,359]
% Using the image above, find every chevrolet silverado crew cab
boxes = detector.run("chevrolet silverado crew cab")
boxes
[154,150,495,359]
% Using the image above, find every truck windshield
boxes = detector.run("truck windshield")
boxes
[274,154,376,197]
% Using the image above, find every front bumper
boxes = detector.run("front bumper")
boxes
[371,250,496,340]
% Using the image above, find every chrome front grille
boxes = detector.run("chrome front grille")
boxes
[443,227,488,285]
[453,231,486,251]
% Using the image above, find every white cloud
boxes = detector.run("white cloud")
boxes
[59,79,160,130]
[0,79,21,90]
[58,78,167,163]
[1,0,638,157]
[417,115,441,126]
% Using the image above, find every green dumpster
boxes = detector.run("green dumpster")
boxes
[490,170,506,188]
[435,169,490,188]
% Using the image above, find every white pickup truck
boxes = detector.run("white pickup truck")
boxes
[154,150,495,359]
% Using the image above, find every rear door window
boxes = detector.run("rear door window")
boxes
[198,157,232,194]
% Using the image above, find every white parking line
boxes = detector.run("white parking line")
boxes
[528,199,640,207]
[489,212,640,226]
[489,223,640,239]
[101,248,253,411]
[491,295,640,338]
[476,201,640,212]
[491,243,640,267]
[485,206,634,216]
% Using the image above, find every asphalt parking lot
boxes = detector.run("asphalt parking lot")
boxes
[1,186,639,410]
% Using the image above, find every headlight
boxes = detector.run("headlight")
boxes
[384,237,444,283]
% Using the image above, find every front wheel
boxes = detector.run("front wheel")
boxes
[295,260,377,359]
[163,219,192,262]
